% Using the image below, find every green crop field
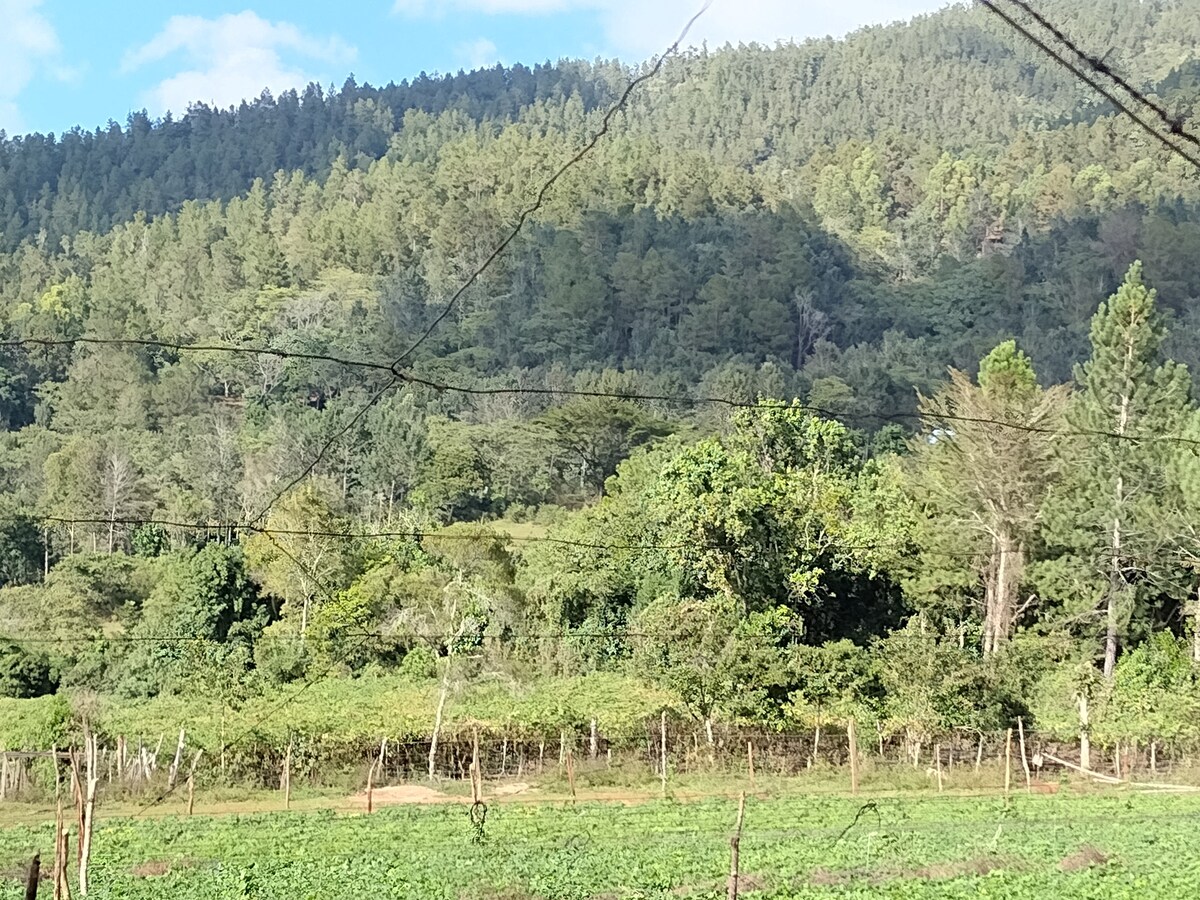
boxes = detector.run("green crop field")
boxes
[2,789,1200,898]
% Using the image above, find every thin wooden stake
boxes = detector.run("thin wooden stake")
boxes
[847,720,859,796]
[1004,728,1013,797]
[367,738,386,814]
[975,733,984,772]
[934,743,943,792]
[660,711,668,798]
[186,750,202,817]
[565,748,576,802]
[726,792,747,900]
[1078,694,1091,772]
[167,728,186,790]
[470,731,482,805]
[23,853,39,900]
[77,731,98,896]
[747,741,755,790]
[282,742,292,811]
[1017,717,1031,792]
[590,718,598,760]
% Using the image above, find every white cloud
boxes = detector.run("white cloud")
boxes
[0,0,65,134]
[456,38,501,69]
[394,0,952,57]
[123,11,357,116]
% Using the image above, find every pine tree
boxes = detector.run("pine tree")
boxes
[1044,262,1192,678]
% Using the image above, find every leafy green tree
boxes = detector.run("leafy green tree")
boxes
[910,341,1067,653]
[787,639,879,743]
[0,510,44,587]
[116,544,268,696]
[0,641,56,698]
[631,596,795,738]
[537,398,672,496]
[244,482,356,640]
[1106,632,1200,747]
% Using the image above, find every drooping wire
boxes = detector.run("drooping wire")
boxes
[977,0,1200,173]
[240,2,712,529]
[998,0,1200,153]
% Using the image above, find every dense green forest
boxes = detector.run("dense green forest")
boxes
[4,0,1200,760]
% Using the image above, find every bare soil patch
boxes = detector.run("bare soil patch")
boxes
[493,782,532,796]
[349,783,454,807]
[0,860,47,883]
[670,874,768,896]
[131,858,201,878]
[464,887,544,900]
[809,856,1012,886]
[1060,845,1109,872]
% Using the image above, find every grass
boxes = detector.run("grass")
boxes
[3,776,1200,898]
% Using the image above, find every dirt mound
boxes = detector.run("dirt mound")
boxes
[350,783,455,807]
[1060,845,1109,872]
[809,856,1011,886]
[493,782,532,796]
[131,859,200,877]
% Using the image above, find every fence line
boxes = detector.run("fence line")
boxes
[3,718,1198,805]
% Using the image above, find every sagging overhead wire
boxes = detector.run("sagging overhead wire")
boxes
[998,0,1200,154]
[5,332,1200,449]
[977,0,1200,173]
[239,1,712,529]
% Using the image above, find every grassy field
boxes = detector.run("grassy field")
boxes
[3,783,1200,898]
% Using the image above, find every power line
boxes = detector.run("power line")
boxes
[20,513,1200,570]
[8,327,1197,447]
[998,0,1200,153]
[977,0,1200,173]
[0,336,395,374]
[397,370,1200,449]
[387,2,711,373]
[241,3,710,529]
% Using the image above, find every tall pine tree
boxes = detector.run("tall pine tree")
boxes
[1043,262,1191,678]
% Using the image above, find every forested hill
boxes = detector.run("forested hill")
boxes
[3,0,1199,253]
[7,0,1200,751]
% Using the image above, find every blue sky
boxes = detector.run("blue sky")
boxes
[2,0,951,137]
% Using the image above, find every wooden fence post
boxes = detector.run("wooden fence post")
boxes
[1077,694,1091,772]
[76,731,98,897]
[565,748,576,802]
[1017,717,1031,792]
[590,719,598,760]
[367,739,386,815]
[23,853,39,900]
[282,742,292,811]
[847,720,859,796]
[53,790,70,900]
[186,750,202,817]
[934,743,943,792]
[747,741,755,790]
[470,731,482,806]
[167,729,186,790]
[660,711,668,798]
[726,792,747,900]
[1004,728,1013,797]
